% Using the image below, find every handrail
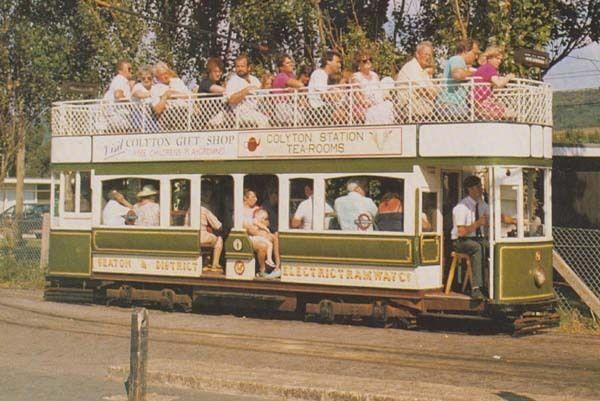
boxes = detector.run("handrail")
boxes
[51,78,552,137]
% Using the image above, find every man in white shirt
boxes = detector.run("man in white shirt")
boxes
[102,190,133,226]
[334,179,378,232]
[225,54,269,128]
[451,175,489,300]
[103,60,132,102]
[291,184,334,230]
[396,41,439,116]
[150,61,192,118]
[308,50,342,114]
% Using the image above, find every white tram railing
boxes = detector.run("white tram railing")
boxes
[51,78,552,136]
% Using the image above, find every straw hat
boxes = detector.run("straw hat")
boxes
[137,185,158,198]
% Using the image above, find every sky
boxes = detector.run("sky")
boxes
[543,43,600,92]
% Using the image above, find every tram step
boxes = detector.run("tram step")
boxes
[44,287,95,304]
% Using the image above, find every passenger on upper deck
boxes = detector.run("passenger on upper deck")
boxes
[103,60,133,102]
[334,179,378,232]
[438,39,480,116]
[297,66,313,87]
[193,57,225,96]
[273,54,305,91]
[473,46,515,120]
[451,175,488,300]
[308,50,342,116]
[396,41,439,117]
[352,50,394,125]
[102,189,133,226]
[225,54,270,128]
[131,65,159,132]
[150,62,192,117]
[133,185,160,227]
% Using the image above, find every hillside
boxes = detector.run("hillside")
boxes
[552,88,600,144]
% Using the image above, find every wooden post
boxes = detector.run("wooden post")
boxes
[39,213,50,269]
[126,308,148,401]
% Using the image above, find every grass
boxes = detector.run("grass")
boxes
[553,127,600,145]
[558,309,600,336]
[0,238,46,289]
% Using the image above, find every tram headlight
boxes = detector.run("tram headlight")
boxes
[533,266,546,288]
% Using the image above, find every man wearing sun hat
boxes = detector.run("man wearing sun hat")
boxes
[133,184,160,226]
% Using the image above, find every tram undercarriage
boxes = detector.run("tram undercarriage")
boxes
[44,275,559,336]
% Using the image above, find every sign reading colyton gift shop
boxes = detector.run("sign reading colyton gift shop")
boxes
[91,127,406,163]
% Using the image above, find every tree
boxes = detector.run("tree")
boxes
[392,0,600,77]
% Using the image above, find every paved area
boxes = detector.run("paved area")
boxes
[0,288,599,401]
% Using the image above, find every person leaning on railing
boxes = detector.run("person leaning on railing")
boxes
[192,57,226,96]
[351,50,394,125]
[437,39,481,118]
[272,54,306,124]
[224,54,270,128]
[103,59,133,102]
[131,65,159,132]
[396,41,440,119]
[307,50,343,123]
[472,46,516,120]
[150,61,192,119]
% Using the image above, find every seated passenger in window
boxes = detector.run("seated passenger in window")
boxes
[334,179,378,231]
[374,192,404,231]
[133,185,160,226]
[292,183,334,230]
[200,206,224,273]
[262,187,279,233]
[252,209,277,269]
[242,189,280,279]
[102,189,133,226]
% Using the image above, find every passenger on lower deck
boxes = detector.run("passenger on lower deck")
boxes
[133,185,160,227]
[374,192,404,231]
[242,189,281,279]
[200,206,224,273]
[334,179,378,231]
[451,175,488,300]
[102,189,133,226]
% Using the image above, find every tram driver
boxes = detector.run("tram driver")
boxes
[451,175,488,300]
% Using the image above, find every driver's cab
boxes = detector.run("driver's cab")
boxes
[438,166,552,302]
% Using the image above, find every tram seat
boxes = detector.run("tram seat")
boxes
[444,252,473,294]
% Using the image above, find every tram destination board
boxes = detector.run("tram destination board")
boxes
[514,48,549,69]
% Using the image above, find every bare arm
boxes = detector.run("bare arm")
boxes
[457,215,487,237]
[451,67,474,81]
[286,78,304,89]
[490,73,515,89]
[290,216,302,228]
[228,86,255,105]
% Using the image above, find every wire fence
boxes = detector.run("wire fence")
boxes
[0,218,44,267]
[553,227,600,314]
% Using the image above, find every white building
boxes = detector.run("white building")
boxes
[0,177,51,213]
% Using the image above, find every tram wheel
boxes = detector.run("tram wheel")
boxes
[318,299,335,323]
[160,289,175,311]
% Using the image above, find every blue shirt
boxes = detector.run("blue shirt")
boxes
[334,192,378,231]
[438,55,468,105]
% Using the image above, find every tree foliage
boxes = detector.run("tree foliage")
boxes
[393,0,600,77]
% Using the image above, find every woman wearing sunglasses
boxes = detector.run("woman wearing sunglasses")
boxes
[351,50,394,125]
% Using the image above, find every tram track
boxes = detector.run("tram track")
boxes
[0,298,598,392]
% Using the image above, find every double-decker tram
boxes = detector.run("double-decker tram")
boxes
[46,77,557,333]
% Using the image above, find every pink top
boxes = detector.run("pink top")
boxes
[473,63,499,102]
[272,72,295,90]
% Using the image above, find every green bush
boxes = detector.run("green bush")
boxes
[0,256,45,289]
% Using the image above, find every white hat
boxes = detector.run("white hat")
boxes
[137,185,158,198]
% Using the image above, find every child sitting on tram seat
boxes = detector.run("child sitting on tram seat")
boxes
[251,209,277,269]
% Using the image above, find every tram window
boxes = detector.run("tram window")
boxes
[63,171,76,212]
[326,176,404,232]
[523,168,545,237]
[500,185,518,238]
[290,178,314,230]
[79,172,92,213]
[201,175,234,234]
[243,175,279,232]
[101,178,160,226]
[421,192,437,232]
[170,179,190,226]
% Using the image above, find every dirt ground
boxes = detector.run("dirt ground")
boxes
[1,288,599,401]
